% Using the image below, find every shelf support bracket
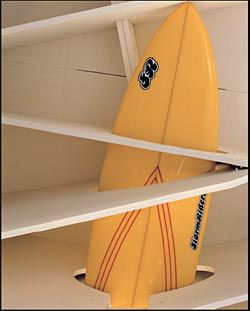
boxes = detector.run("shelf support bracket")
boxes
[112,1,139,82]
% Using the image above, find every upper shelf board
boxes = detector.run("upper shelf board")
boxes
[2,112,248,167]
[2,168,248,239]
[2,1,246,51]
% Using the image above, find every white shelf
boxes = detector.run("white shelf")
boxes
[2,235,110,309]
[2,168,247,239]
[2,112,248,167]
[149,240,248,309]
[2,1,246,51]
[1,2,248,309]
[2,235,247,309]
[1,1,182,51]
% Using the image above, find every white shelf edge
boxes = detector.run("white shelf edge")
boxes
[3,235,246,309]
[194,294,248,310]
[2,112,248,167]
[2,1,183,51]
[2,168,248,239]
[2,1,246,51]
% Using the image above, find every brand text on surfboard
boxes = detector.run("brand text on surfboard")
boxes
[190,194,207,250]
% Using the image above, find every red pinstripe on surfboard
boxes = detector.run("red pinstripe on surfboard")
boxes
[93,166,178,292]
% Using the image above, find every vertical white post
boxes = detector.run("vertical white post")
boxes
[111,1,140,82]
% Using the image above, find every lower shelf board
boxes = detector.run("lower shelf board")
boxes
[2,168,248,239]
[2,236,247,309]
[2,235,110,309]
[148,240,248,309]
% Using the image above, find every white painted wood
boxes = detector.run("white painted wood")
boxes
[218,90,248,155]
[201,4,248,93]
[2,235,247,309]
[192,1,247,14]
[2,235,110,309]
[203,183,248,246]
[2,1,245,51]
[2,61,65,120]
[31,182,248,248]
[61,68,126,125]
[1,1,181,51]
[2,168,247,239]
[2,125,106,194]
[67,28,125,75]
[2,29,126,193]
[2,38,69,68]
[2,2,247,308]
[32,221,93,248]
[2,27,125,75]
[2,61,126,124]
[2,112,248,167]
[149,240,248,309]
[31,183,248,249]
[115,19,139,81]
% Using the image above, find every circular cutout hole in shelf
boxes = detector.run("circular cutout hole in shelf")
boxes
[73,268,86,283]
[74,265,215,285]
[194,265,215,283]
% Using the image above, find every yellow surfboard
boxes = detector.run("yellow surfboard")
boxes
[85,2,218,308]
